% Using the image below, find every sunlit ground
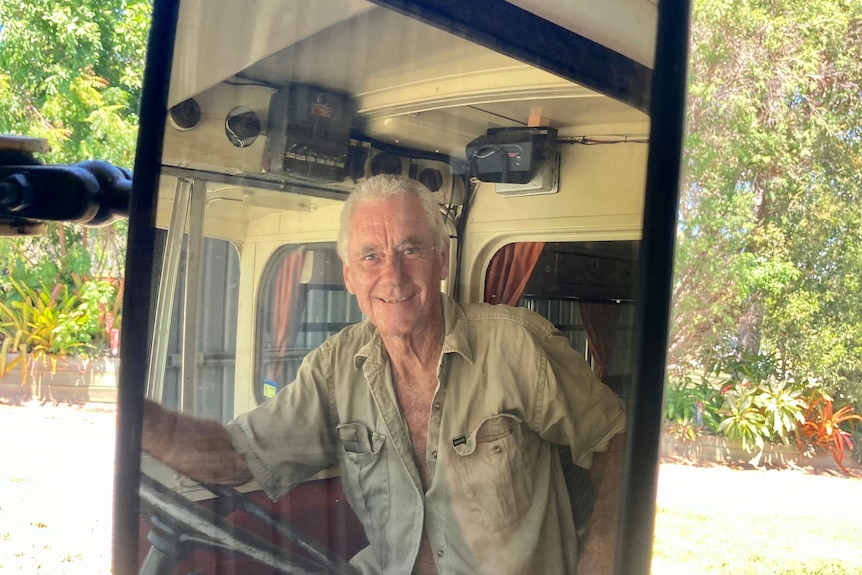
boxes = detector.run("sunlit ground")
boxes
[0,401,115,575]
[1,401,861,574]
[652,458,862,574]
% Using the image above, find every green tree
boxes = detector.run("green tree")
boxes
[0,0,149,272]
[0,0,150,165]
[0,0,150,356]
[671,0,862,406]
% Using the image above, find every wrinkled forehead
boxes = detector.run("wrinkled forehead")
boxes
[347,194,432,239]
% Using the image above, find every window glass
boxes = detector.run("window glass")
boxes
[157,230,240,422]
[125,1,666,574]
[486,240,638,398]
[256,244,361,403]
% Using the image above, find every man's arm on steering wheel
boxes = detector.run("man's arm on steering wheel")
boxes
[142,399,253,486]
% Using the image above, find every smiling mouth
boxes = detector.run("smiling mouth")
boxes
[379,295,412,303]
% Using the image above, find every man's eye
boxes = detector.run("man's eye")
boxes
[404,247,416,255]
[362,253,377,261]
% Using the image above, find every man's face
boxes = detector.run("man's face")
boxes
[342,194,448,339]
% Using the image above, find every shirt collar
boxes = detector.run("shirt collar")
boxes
[440,294,474,364]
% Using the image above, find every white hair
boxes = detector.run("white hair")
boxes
[337,174,449,261]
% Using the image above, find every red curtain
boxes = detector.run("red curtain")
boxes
[484,242,545,306]
[483,243,621,382]
[579,301,621,381]
[268,250,305,384]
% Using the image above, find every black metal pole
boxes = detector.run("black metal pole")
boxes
[616,2,692,575]
[112,1,180,573]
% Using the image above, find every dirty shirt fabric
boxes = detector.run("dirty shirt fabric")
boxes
[226,295,625,575]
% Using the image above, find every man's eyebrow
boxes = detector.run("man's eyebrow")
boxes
[398,236,425,248]
[357,243,379,256]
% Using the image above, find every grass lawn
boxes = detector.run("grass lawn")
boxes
[651,462,862,574]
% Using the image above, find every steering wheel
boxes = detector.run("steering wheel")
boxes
[138,472,359,575]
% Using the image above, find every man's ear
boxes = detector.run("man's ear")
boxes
[439,244,450,280]
[343,263,356,294]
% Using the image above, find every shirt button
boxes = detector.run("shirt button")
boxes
[433,402,441,410]
[437,550,445,558]
[432,450,438,459]
[493,445,503,454]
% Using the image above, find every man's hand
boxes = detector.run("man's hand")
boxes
[142,399,253,486]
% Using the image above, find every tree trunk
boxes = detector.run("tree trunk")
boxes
[738,295,763,356]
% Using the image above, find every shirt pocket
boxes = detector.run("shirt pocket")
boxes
[451,413,532,532]
[336,422,390,529]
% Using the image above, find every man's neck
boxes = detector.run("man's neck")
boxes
[380,297,446,374]
[382,324,444,375]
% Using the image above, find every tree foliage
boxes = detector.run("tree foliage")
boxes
[0,0,150,356]
[671,0,862,407]
[0,0,150,165]
[0,0,149,272]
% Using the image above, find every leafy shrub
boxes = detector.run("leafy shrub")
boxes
[718,385,769,452]
[796,390,862,472]
[665,420,706,442]
[701,351,808,452]
[0,279,86,380]
[0,277,121,382]
[664,376,723,433]
[716,379,809,452]
[753,378,809,444]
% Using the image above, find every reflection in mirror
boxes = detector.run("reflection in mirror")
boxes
[120,1,671,574]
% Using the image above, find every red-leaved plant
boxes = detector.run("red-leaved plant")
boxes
[796,391,862,473]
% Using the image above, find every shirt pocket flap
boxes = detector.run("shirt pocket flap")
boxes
[336,422,385,455]
[452,413,522,456]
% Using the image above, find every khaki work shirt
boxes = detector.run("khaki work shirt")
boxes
[227,295,625,574]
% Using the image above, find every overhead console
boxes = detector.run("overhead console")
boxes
[261,83,355,183]
[162,81,465,206]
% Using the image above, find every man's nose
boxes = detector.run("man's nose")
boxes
[381,254,405,281]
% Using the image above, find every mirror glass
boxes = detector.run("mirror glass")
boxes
[133,1,659,573]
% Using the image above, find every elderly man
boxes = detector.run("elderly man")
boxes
[143,174,625,575]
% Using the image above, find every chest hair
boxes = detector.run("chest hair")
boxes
[392,368,439,489]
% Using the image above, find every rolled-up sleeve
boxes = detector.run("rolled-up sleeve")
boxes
[226,350,339,500]
[534,329,626,469]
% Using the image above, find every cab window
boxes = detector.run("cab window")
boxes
[255,244,361,403]
[158,231,240,422]
[486,240,637,398]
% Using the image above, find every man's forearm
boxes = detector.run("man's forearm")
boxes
[142,399,253,486]
[577,432,625,575]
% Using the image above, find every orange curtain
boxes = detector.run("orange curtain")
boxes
[579,301,621,381]
[268,250,305,385]
[484,242,545,306]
